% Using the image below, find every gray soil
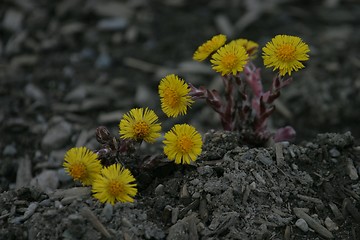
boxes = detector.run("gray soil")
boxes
[1,0,360,239]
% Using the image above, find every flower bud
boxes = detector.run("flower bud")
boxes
[96,126,112,144]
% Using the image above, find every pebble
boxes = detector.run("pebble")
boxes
[64,85,87,102]
[329,148,340,157]
[324,217,338,231]
[101,203,113,222]
[3,143,17,156]
[3,9,23,32]
[155,184,165,196]
[61,196,78,205]
[95,52,112,69]
[31,170,59,193]
[346,158,358,180]
[295,218,309,232]
[41,119,72,151]
[167,220,188,240]
[57,168,72,183]
[197,166,213,176]
[25,83,46,102]
[190,178,200,186]
[97,18,128,31]
[43,209,58,218]
[256,151,273,166]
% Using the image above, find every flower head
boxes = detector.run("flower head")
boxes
[119,108,161,143]
[63,147,102,186]
[229,38,258,58]
[193,34,227,62]
[211,43,249,76]
[159,74,194,118]
[92,164,137,205]
[163,124,202,164]
[262,35,310,76]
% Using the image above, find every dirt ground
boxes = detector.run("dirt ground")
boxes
[1,0,360,239]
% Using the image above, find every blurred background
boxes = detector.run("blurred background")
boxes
[0,0,359,189]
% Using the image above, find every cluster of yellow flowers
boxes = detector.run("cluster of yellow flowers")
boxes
[193,34,310,76]
[63,77,204,205]
[63,147,137,205]
[63,33,310,205]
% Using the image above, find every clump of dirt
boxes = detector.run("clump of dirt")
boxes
[1,131,359,240]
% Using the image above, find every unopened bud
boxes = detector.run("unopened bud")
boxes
[96,126,112,144]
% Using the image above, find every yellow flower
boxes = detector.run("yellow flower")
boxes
[163,124,202,164]
[92,164,137,205]
[229,38,258,58]
[119,108,161,143]
[63,147,102,186]
[262,35,310,76]
[211,43,249,76]
[158,74,194,118]
[193,34,227,62]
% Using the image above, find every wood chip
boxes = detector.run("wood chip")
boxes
[80,207,112,239]
[345,158,358,180]
[16,155,32,189]
[275,143,285,166]
[297,194,323,205]
[343,198,360,223]
[328,202,344,221]
[293,208,334,239]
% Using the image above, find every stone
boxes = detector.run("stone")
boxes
[31,170,59,193]
[324,217,338,231]
[295,218,309,232]
[3,9,23,31]
[97,18,128,31]
[41,119,72,151]
[101,203,113,222]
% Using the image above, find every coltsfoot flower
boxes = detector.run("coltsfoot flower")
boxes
[211,43,249,76]
[159,74,194,118]
[119,108,161,143]
[229,38,258,58]
[163,124,202,164]
[193,34,227,62]
[92,164,137,205]
[262,35,310,76]
[63,147,102,186]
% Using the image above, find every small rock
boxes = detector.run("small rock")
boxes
[61,196,78,205]
[167,220,188,240]
[346,158,358,180]
[295,218,309,232]
[324,217,339,231]
[256,151,273,166]
[64,86,87,102]
[3,143,17,156]
[31,170,59,193]
[3,9,23,31]
[57,168,72,183]
[155,184,165,196]
[60,22,84,35]
[41,119,72,151]
[197,166,213,176]
[11,55,38,68]
[93,2,133,18]
[25,83,46,102]
[101,203,113,222]
[329,148,340,158]
[97,18,127,31]
[95,52,111,69]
